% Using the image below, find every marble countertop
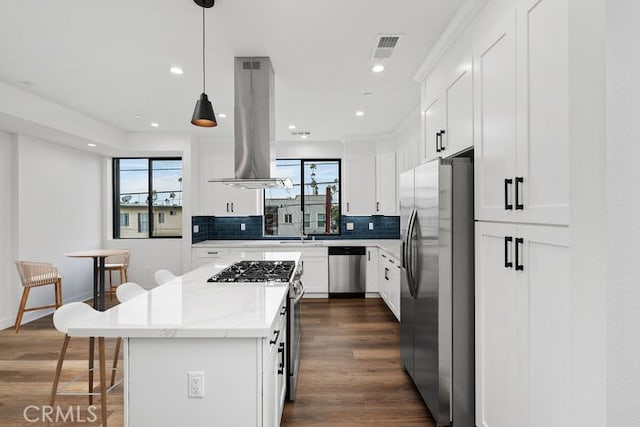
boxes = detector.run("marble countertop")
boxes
[67,251,301,339]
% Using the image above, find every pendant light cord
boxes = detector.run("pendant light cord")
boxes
[202,7,207,93]
[202,6,206,93]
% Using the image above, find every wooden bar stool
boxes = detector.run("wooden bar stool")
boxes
[105,249,131,300]
[14,261,63,333]
[50,302,114,426]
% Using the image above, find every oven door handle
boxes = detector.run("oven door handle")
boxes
[292,280,305,305]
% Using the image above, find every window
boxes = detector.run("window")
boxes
[264,159,340,237]
[113,158,183,238]
[317,213,326,229]
[138,213,149,233]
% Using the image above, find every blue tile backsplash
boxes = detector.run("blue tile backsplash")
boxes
[192,215,400,243]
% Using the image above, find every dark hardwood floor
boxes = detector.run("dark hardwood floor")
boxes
[281,298,434,426]
[0,298,434,426]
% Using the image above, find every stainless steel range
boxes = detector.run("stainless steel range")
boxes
[207,259,304,401]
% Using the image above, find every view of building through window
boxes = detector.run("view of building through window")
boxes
[113,158,183,238]
[264,159,340,237]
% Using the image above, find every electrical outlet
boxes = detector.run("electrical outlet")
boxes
[193,224,199,233]
[369,222,374,230]
[188,371,205,398]
[346,222,354,231]
[240,223,246,231]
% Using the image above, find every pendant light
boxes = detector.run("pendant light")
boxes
[191,0,217,127]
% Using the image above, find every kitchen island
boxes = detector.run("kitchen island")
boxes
[68,251,301,427]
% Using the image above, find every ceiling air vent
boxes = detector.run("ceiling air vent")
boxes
[371,34,401,59]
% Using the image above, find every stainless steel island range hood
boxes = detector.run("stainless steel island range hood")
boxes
[209,57,292,189]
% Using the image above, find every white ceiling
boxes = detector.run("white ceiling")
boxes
[0,0,463,142]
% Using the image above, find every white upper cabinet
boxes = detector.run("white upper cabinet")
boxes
[421,96,443,163]
[443,67,473,156]
[375,152,397,215]
[475,0,569,225]
[343,153,376,216]
[198,140,262,217]
[474,14,519,222]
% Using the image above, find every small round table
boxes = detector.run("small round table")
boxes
[65,249,130,311]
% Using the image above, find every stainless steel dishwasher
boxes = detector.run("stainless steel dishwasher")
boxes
[328,246,366,297]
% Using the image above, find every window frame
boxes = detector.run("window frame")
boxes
[113,157,183,239]
[263,158,341,237]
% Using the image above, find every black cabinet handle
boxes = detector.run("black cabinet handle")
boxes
[376,202,380,212]
[270,329,280,345]
[280,306,287,316]
[504,236,513,268]
[515,177,524,210]
[346,202,350,212]
[515,238,524,271]
[384,267,389,280]
[367,250,371,261]
[278,342,285,374]
[230,202,234,212]
[439,129,446,152]
[226,202,229,212]
[435,131,440,153]
[504,178,513,210]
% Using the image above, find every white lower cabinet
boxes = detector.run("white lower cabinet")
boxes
[365,247,379,294]
[299,247,328,295]
[192,247,230,269]
[127,295,288,427]
[378,250,400,320]
[475,221,569,427]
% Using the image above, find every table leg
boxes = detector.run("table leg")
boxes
[93,258,99,310]
[98,256,106,311]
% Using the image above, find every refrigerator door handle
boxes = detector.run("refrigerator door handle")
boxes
[405,209,418,298]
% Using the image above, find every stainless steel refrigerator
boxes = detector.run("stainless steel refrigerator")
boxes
[400,156,474,427]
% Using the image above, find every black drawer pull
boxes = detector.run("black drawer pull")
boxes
[277,342,285,375]
[515,177,524,210]
[504,236,513,268]
[504,178,513,210]
[515,238,524,271]
[270,329,280,345]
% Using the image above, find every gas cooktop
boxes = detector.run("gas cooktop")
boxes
[207,260,296,283]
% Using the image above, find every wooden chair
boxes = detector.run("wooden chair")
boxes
[105,249,131,300]
[14,261,63,333]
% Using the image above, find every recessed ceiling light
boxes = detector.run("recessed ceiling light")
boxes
[363,92,373,96]
[170,66,184,75]
[135,114,143,119]
[355,111,365,117]
[218,113,227,118]
[87,143,96,147]
[288,124,296,130]
[150,122,159,127]
[300,135,308,139]
[372,64,385,73]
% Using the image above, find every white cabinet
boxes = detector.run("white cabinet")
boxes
[475,1,569,226]
[192,247,230,269]
[375,152,397,215]
[422,96,443,163]
[299,247,328,295]
[421,64,473,164]
[263,302,288,427]
[475,221,569,427]
[198,139,262,217]
[365,247,379,293]
[378,250,400,320]
[343,154,376,216]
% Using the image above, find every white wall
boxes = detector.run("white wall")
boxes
[0,134,104,329]
[606,0,640,424]
[0,131,18,328]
